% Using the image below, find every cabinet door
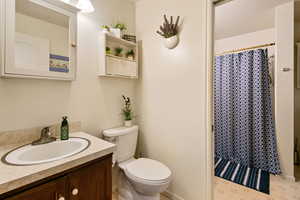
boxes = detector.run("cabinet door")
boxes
[67,157,112,200]
[1,0,78,80]
[4,177,67,200]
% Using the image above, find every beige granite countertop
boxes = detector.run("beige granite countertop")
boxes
[0,132,116,195]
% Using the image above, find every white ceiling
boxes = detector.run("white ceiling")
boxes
[215,0,292,40]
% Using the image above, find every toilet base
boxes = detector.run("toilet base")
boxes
[118,171,160,200]
[119,194,159,200]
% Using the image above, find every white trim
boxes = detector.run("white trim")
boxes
[162,190,185,200]
[205,1,215,200]
[281,174,296,182]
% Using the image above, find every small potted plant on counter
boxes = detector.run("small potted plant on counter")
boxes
[126,49,135,60]
[114,47,123,57]
[122,95,133,127]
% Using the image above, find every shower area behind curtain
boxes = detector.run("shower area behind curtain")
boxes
[214,49,281,175]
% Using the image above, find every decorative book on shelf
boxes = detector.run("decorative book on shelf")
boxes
[122,34,136,43]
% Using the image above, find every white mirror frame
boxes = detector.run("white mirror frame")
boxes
[0,0,79,81]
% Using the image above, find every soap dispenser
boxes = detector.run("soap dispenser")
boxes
[61,116,69,140]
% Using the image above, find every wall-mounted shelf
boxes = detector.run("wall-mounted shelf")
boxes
[98,74,138,79]
[106,54,136,62]
[98,33,138,79]
[106,34,136,47]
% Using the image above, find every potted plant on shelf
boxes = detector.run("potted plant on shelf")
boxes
[126,49,135,60]
[106,47,111,54]
[156,15,180,49]
[122,95,133,127]
[114,47,123,57]
[111,23,127,38]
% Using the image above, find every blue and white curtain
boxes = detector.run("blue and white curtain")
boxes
[214,49,281,175]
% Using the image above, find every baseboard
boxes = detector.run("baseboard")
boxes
[162,190,185,200]
[280,174,296,182]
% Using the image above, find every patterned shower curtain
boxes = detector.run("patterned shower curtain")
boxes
[214,49,281,175]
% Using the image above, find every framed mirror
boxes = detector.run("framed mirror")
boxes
[0,0,79,80]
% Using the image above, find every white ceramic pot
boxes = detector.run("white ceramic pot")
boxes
[110,28,122,38]
[124,120,132,127]
[127,55,134,60]
[164,35,179,49]
[102,29,110,34]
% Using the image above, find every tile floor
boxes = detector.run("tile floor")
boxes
[112,192,169,200]
[214,175,300,200]
[113,175,300,200]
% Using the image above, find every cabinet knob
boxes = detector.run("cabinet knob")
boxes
[72,188,79,196]
[58,196,65,200]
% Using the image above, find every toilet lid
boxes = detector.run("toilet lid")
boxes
[125,158,171,181]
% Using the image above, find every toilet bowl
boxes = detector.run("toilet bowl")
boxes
[120,158,171,198]
[103,126,172,200]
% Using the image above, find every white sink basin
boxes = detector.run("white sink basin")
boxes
[3,137,90,166]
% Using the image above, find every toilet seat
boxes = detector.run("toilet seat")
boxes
[124,158,171,185]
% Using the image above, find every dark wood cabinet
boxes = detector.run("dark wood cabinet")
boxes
[2,155,112,200]
[67,156,112,200]
[4,177,67,200]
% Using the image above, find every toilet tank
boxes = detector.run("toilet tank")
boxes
[103,125,138,163]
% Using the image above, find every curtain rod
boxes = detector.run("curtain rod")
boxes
[213,0,232,6]
[215,43,276,56]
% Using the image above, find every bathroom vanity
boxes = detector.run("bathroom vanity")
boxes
[2,155,112,200]
[0,132,115,200]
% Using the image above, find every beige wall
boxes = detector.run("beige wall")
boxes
[215,29,275,54]
[0,0,136,135]
[136,0,209,199]
[275,2,294,180]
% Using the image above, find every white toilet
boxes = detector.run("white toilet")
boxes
[103,125,172,200]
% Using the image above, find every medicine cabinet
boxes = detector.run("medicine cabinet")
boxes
[0,0,79,80]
